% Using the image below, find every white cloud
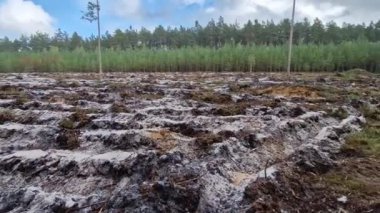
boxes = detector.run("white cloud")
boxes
[181,0,205,6]
[239,0,290,14]
[297,2,347,21]
[205,7,216,14]
[199,0,258,24]
[91,0,380,32]
[0,0,54,38]
[107,0,141,18]
[201,0,351,24]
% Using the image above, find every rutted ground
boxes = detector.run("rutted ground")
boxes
[0,71,378,212]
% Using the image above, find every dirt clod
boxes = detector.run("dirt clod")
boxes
[59,109,91,129]
[195,132,223,149]
[0,110,14,124]
[56,130,80,150]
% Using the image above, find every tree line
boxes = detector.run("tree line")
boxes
[1,17,380,52]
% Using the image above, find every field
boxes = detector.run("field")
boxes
[0,71,379,212]
[1,41,380,73]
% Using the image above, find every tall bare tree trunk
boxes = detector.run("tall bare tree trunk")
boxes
[287,0,296,77]
[96,0,103,75]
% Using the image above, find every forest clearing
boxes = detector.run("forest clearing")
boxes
[0,71,379,212]
[1,0,380,212]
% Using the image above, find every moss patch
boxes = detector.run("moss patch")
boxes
[56,130,80,150]
[59,109,91,129]
[323,173,378,196]
[327,107,348,120]
[360,104,380,122]
[338,69,374,81]
[0,110,15,124]
[187,90,232,104]
[343,127,380,157]
[195,132,223,149]
[213,103,249,116]
[255,85,321,99]
[318,156,380,204]
[110,102,130,113]
[120,91,164,101]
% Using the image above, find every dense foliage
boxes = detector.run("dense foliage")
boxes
[1,41,379,72]
[1,17,380,51]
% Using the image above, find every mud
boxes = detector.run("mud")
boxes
[0,72,378,212]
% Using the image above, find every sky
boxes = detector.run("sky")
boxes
[0,0,379,38]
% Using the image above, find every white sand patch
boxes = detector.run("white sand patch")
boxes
[2,150,48,160]
[257,166,277,179]
[91,151,136,161]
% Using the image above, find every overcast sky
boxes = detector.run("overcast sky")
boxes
[0,0,379,38]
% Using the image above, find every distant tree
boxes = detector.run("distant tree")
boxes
[51,28,69,50]
[278,19,291,44]
[299,18,311,43]
[375,20,380,41]
[139,27,152,47]
[126,26,138,49]
[193,20,204,45]
[325,21,341,43]
[226,22,240,44]
[153,25,167,47]
[366,22,377,42]
[85,34,98,51]
[19,35,30,50]
[70,32,83,50]
[102,31,112,49]
[204,19,218,47]
[111,29,126,49]
[12,39,22,52]
[167,27,179,48]
[252,19,264,44]
[0,37,13,52]
[3,16,380,53]
[82,0,102,74]
[177,26,188,47]
[216,16,228,46]
[310,18,325,43]
[242,20,254,45]
[29,32,50,51]
[263,20,277,45]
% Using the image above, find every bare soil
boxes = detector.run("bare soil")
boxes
[0,72,379,212]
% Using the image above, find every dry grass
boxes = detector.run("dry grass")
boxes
[213,103,249,116]
[147,130,178,153]
[59,109,91,129]
[56,130,81,150]
[188,91,232,104]
[110,102,130,113]
[195,132,223,149]
[0,110,15,124]
[320,156,380,203]
[255,85,321,99]
[326,107,349,120]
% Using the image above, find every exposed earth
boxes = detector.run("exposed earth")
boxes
[0,71,379,212]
